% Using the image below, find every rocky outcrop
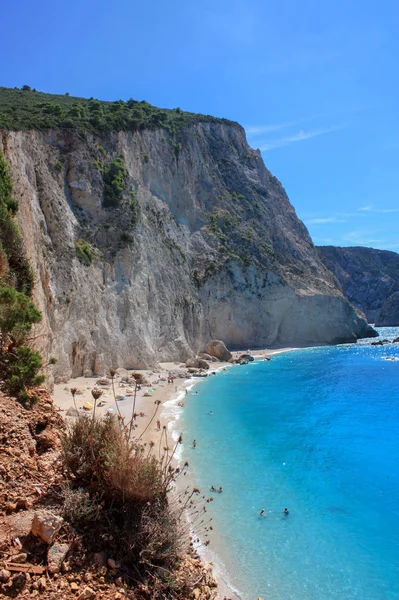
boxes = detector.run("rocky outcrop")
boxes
[318,246,399,323]
[375,292,399,326]
[1,118,374,378]
[186,358,210,370]
[205,340,233,362]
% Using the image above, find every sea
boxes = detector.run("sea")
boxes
[174,327,399,600]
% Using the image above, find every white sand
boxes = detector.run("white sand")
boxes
[51,348,293,600]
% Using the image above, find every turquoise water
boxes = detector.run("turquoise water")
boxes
[181,328,399,600]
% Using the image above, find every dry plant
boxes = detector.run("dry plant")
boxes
[61,370,214,585]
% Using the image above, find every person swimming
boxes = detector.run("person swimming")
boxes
[284,508,289,515]
[192,439,197,448]
[260,509,265,516]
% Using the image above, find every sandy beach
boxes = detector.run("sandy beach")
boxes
[52,348,292,600]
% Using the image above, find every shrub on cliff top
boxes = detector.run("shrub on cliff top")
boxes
[0,85,237,135]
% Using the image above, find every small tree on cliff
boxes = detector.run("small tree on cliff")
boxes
[0,284,44,404]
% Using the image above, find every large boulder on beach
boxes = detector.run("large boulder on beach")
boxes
[205,340,232,362]
[186,358,210,370]
[198,352,218,362]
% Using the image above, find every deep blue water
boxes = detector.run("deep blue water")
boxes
[181,328,399,600]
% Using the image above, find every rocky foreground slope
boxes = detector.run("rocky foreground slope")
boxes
[0,90,374,379]
[318,246,399,323]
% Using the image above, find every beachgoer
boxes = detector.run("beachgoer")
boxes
[260,509,265,516]
[208,410,213,415]
[192,439,197,448]
[284,508,289,515]
[218,486,223,493]
[156,420,161,430]
[211,485,216,492]
[185,389,188,395]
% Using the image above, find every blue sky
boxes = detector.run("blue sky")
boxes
[2,0,399,251]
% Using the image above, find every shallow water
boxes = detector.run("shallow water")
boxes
[181,328,399,599]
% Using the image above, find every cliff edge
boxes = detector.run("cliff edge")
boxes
[0,89,374,378]
[318,245,399,323]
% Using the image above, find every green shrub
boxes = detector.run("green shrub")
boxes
[0,285,41,345]
[4,346,44,405]
[103,156,127,208]
[75,239,93,265]
[0,284,43,405]
[0,86,238,135]
[0,153,34,294]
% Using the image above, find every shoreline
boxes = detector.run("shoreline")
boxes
[51,347,294,600]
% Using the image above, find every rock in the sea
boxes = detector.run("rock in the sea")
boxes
[205,340,232,362]
[31,511,64,544]
[186,358,210,370]
[237,353,254,363]
[375,291,399,327]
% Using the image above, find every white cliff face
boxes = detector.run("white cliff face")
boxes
[1,123,373,379]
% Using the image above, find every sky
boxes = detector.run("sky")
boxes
[2,0,399,251]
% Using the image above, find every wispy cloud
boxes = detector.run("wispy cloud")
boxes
[245,117,317,136]
[341,230,384,246]
[258,125,347,151]
[306,217,346,225]
[358,205,399,214]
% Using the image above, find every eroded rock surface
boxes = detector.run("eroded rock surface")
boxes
[1,124,374,379]
[375,292,399,326]
[318,245,399,323]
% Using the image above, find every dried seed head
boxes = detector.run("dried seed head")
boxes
[109,368,117,378]
[70,387,78,396]
[91,388,103,400]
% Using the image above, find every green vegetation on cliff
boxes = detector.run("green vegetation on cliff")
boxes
[0,152,45,404]
[0,86,237,134]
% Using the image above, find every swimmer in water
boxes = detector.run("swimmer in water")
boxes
[192,439,197,448]
[284,508,289,515]
[260,509,265,517]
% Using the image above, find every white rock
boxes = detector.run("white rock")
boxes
[31,511,64,544]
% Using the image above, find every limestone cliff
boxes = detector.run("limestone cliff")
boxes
[317,246,399,323]
[0,117,374,378]
[375,292,399,326]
